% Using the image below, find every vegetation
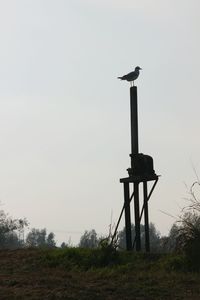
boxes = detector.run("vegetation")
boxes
[0,181,200,298]
[164,181,200,271]
[0,247,200,299]
[26,228,56,248]
[79,229,99,248]
[0,210,28,249]
[117,222,161,251]
[0,209,56,249]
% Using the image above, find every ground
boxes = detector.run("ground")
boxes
[0,248,200,299]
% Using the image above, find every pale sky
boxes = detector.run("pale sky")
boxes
[0,0,200,245]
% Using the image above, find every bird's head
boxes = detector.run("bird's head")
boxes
[135,66,142,71]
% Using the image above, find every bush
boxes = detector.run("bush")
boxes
[159,254,188,272]
[42,246,120,270]
[175,212,200,270]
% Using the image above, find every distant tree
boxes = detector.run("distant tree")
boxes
[46,232,56,248]
[148,223,161,252]
[117,224,134,250]
[79,229,98,248]
[0,208,57,249]
[3,232,21,249]
[60,237,72,248]
[26,228,45,247]
[17,218,29,244]
[0,210,17,238]
[60,242,68,249]
[0,210,28,249]
[157,223,180,253]
[26,228,56,248]
[118,222,161,251]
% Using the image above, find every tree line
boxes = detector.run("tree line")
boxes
[0,208,165,250]
[75,222,181,253]
[0,210,56,249]
[0,209,198,256]
[69,181,200,259]
[1,181,200,261]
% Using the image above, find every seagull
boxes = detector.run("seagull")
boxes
[118,66,142,86]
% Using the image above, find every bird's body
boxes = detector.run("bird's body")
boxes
[118,66,142,86]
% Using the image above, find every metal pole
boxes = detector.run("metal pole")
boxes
[130,86,141,251]
[124,182,132,250]
[130,86,139,155]
[143,181,150,252]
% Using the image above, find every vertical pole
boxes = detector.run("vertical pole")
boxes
[134,182,141,251]
[124,182,132,250]
[130,86,141,251]
[143,181,150,252]
[130,86,139,155]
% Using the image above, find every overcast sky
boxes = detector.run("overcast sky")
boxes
[0,0,199,245]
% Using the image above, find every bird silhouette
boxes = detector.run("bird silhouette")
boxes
[118,66,142,86]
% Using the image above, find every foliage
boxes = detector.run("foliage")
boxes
[42,247,118,270]
[159,253,188,272]
[186,181,200,213]
[117,222,161,251]
[1,248,200,300]
[26,228,56,248]
[41,246,193,275]
[174,212,200,270]
[0,209,57,250]
[170,182,200,270]
[46,232,56,248]
[158,223,180,253]
[79,229,99,248]
[42,247,153,270]
[0,210,28,249]
[60,242,68,248]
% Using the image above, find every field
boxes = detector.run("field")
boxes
[0,248,200,299]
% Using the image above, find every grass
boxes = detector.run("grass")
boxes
[0,247,199,299]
